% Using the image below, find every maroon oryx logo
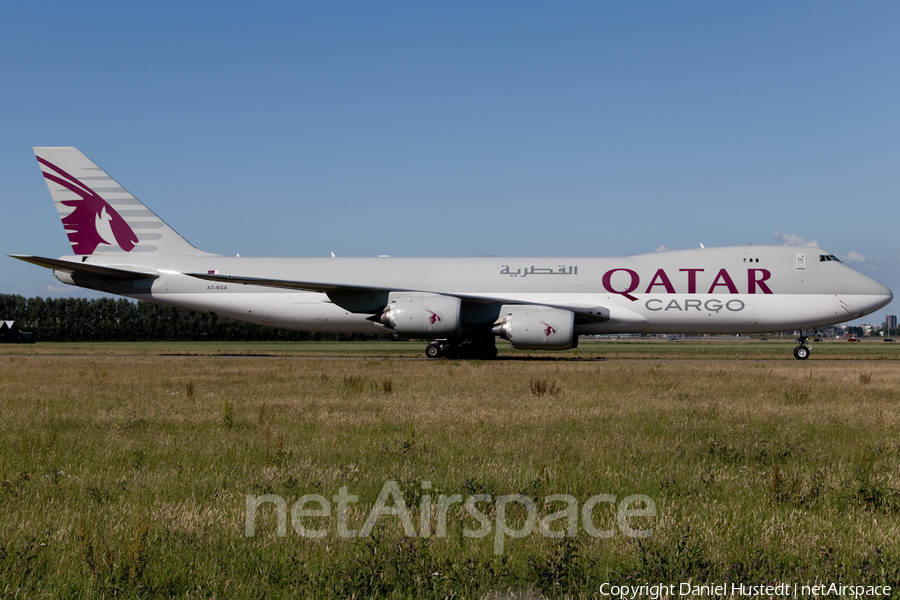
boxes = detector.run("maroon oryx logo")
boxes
[541,321,556,336]
[37,157,138,254]
[426,309,442,325]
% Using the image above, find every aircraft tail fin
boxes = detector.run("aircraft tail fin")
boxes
[33,147,210,257]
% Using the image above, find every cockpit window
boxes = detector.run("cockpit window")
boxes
[819,254,842,263]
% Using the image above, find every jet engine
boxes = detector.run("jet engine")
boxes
[492,305,576,350]
[53,270,76,286]
[380,293,461,337]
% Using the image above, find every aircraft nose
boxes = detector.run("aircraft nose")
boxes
[859,272,892,313]
[839,266,893,316]
[869,275,893,304]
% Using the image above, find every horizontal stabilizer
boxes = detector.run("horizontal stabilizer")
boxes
[10,255,158,281]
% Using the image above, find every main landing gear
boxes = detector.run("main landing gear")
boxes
[793,332,811,360]
[425,341,444,359]
[425,339,498,359]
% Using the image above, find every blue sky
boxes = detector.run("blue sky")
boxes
[2,2,898,321]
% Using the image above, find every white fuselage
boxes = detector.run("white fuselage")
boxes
[60,245,892,336]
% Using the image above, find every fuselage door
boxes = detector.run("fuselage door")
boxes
[796,253,806,269]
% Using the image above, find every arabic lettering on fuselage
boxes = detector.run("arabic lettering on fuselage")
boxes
[500,265,578,277]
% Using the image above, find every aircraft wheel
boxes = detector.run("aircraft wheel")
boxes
[793,346,810,360]
[425,342,442,359]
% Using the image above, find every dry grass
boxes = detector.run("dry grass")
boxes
[1,348,899,597]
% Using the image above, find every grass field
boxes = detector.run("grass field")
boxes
[2,342,899,598]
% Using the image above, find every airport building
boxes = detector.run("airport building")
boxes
[0,321,33,343]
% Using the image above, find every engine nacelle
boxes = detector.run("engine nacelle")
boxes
[380,293,461,337]
[53,270,76,286]
[492,305,576,350]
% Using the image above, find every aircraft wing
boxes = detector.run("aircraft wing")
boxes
[187,272,404,295]
[187,272,614,322]
[10,255,159,281]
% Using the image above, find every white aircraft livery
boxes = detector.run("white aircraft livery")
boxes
[13,147,893,359]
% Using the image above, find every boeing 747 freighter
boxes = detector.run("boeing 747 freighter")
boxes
[12,147,892,359]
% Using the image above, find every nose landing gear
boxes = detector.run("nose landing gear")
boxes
[793,332,811,360]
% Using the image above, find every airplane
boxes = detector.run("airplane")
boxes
[11,147,893,360]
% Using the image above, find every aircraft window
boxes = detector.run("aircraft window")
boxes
[819,255,842,263]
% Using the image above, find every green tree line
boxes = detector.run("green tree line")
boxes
[0,294,385,342]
